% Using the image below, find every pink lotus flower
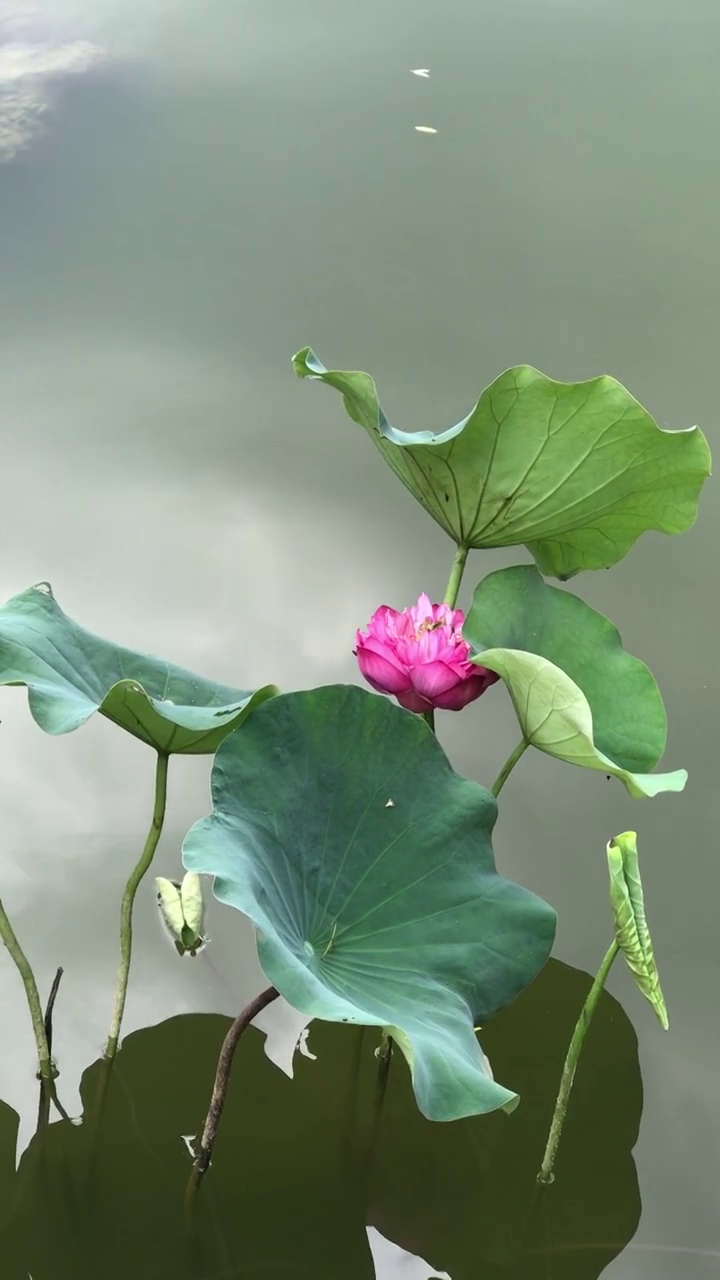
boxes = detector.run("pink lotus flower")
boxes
[355,592,498,713]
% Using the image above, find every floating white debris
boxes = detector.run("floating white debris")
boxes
[411,68,430,77]
[385,798,395,808]
[415,125,438,134]
[297,1027,317,1061]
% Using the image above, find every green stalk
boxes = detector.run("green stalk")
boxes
[537,939,620,1185]
[443,544,469,609]
[417,544,470,738]
[0,898,53,1082]
[491,739,529,797]
[104,749,170,1061]
[417,543,469,737]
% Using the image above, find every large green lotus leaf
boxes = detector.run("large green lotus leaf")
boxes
[0,583,278,754]
[464,565,686,798]
[293,348,710,579]
[182,684,556,1121]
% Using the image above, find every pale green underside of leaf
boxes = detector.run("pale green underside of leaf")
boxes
[183,684,556,1121]
[294,348,711,578]
[607,833,668,1029]
[0,583,277,754]
[475,649,685,798]
[465,565,684,797]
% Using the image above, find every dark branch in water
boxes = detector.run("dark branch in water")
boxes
[371,1032,393,1151]
[187,984,280,1199]
[43,966,64,1059]
[37,965,66,1128]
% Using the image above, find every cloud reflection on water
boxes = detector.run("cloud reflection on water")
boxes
[0,3,102,158]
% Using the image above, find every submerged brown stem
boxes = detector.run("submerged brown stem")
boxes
[372,1033,393,1145]
[188,985,279,1194]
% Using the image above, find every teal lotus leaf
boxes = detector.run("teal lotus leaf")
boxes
[0,583,277,754]
[464,565,686,797]
[294,348,710,579]
[182,684,556,1120]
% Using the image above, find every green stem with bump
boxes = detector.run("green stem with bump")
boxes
[0,897,54,1082]
[537,939,620,1185]
[104,749,170,1061]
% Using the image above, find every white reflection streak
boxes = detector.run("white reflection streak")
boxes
[410,67,435,133]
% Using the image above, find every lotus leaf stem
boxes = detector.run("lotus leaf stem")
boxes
[104,749,170,1061]
[0,896,54,1082]
[537,938,620,1185]
[443,543,469,610]
[491,739,529,797]
[417,544,469,737]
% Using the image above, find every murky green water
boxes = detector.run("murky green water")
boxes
[0,1,718,1275]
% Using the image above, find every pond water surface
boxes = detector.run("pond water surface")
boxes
[0,1,718,1276]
